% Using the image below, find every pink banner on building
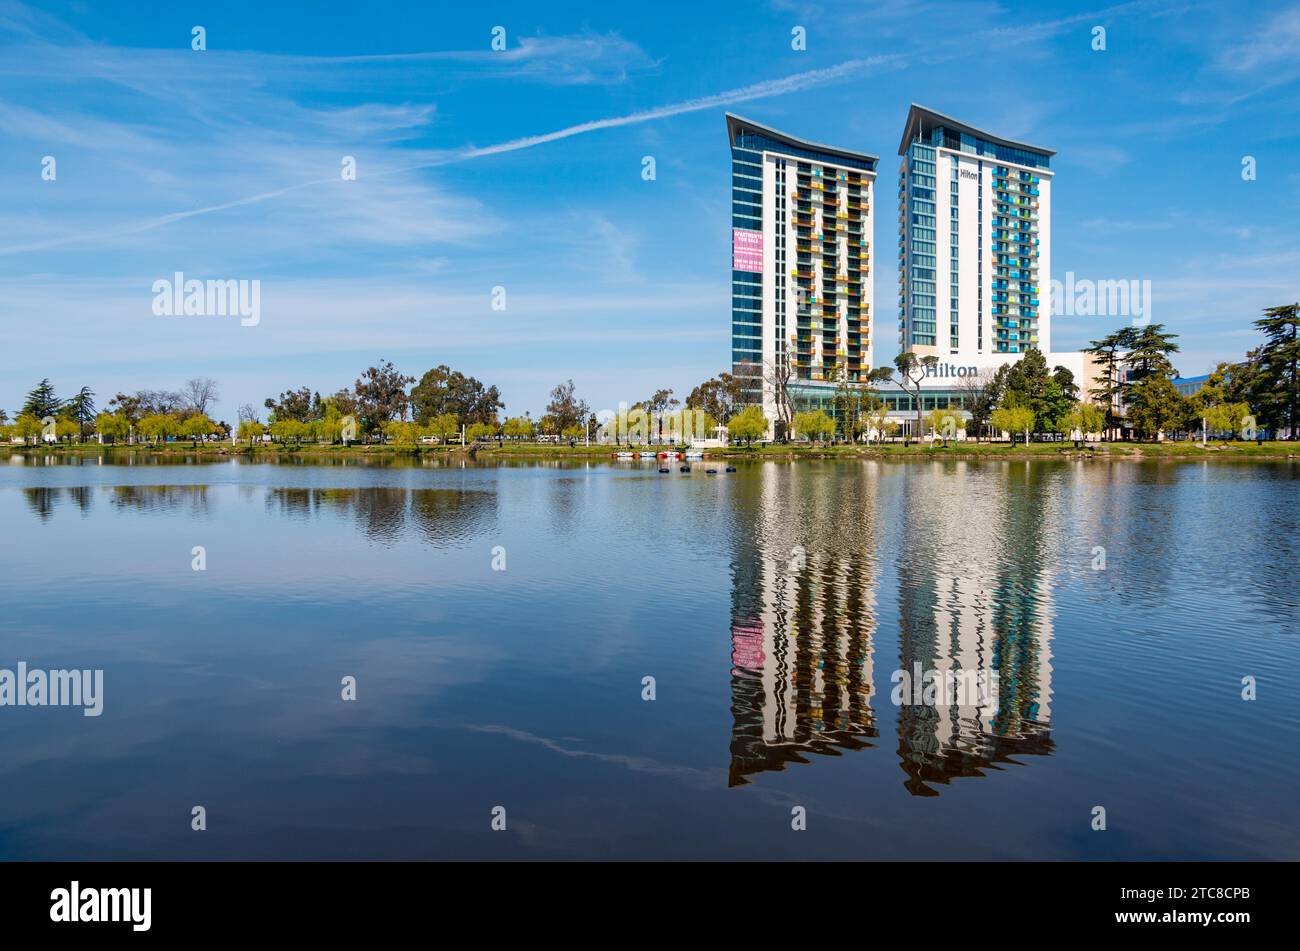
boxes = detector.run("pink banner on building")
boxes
[732,228,763,273]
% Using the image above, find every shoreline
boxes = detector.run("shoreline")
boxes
[3,441,1298,462]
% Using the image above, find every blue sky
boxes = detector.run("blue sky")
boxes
[1,0,1298,423]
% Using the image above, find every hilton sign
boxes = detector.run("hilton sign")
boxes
[924,362,979,379]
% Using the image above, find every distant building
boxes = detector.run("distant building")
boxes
[1172,373,1211,397]
[727,106,1111,439]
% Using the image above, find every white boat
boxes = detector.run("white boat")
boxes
[685,450,704,459]
[638,451,657,459]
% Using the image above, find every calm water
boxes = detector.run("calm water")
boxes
[1,453,1298,860]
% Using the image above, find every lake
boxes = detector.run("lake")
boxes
[1,453,1297,859]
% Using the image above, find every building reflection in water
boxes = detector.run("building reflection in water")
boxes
[895,462,1055,796]
[728,461,1055,796]
[728,462,881,786]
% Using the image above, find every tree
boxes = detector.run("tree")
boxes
[990,406,1035,445]
[138,413,179,444]
[1202,401,1251,442]
[94,411,130,444]
[792,409,834,444]
[410,365,504,426]
[237,420,266,447]
[992,348,1073,435]
[545,380,589,436]
[325,389,361,419]
[1126,375,1185,440]
[54,417,78,442]
[1250,303,1300,439]
[466,421,496,442]
[264,386,321,423]
[868,352,938,446]
[384,420,422,450]
[502,416,534,441]
[956,370,998,440]
[762,354,796,440]
[686,373,746,423]
[14,413,42,445]
[727,405,767,446]
[1062,402,1105,444]
[61,386,96,440]
[426,412,459,445]
[832,369,878,442]
[866,404,896,444]
[1084,327,1140,439]
[635,388,679,443]
[926,405,963,446]
[20,379,61,419]
[1124,323,1181,384]
[181,413,215,446]
[182,378,220,416]
[354,360,415,434]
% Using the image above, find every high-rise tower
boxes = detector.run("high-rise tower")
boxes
[727,114,877,426]
[898,105,1054,360]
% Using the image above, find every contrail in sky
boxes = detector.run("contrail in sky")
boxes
[0,2,1132,256]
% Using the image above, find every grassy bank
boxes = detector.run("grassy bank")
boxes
[4,439,1299,461]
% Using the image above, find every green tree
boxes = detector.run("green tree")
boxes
[866,404,896,444]
[14,413,42,445]
[384,420,421,450]
[727,405,768,446]
[62,386,96,440]
[662,408,717,445]
[1126,375,1186,440]
[926,405,963,446]
[1062,402,1106,442]
[54,417,78,442]
[354,360,415,434]
[545,380,589,436]
[832,369,877,442]
[20,379,61,419]
[635,388,679,443]
[322,404,344,443]
[466,421,496,442]
[237,419,266,447]
[956,370,997,440]
[1202,401,1252,442]
[264,386,321,424]
[181,413,215,446]
[686,373,746,423]
[869,352,938,446]
[502,416,534,441]
[138,413,179,444]
[792,409,834,443]
[1249,303,1300,439]
[1124,323,1181,384]
[410,365,504,426]
[1084,327,1140,439]
[991,406,1035,445]
[426,412,459,445]
[94,411,130,444]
